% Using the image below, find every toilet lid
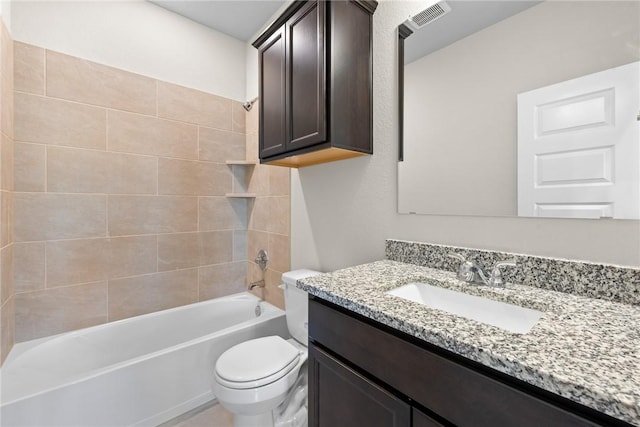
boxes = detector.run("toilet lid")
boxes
[215,336,300,387]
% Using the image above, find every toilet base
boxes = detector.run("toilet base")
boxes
[233,412,274,427]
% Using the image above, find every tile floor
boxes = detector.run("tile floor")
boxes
[160,401,233,427]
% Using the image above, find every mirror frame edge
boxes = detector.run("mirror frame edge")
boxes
[398,23,413,162]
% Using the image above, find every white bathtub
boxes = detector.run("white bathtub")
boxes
[0,293,287,427]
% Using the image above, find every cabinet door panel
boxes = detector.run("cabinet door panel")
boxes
[259,27,287,158]
[413,408,445,427]
[286,0,326,150]
[309,344,410,427]
[330,0,373,152]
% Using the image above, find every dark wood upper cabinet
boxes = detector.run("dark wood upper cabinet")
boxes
[253,0,377,168]
[258,27,287,158]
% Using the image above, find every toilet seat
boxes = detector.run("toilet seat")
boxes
[215,336,301,390]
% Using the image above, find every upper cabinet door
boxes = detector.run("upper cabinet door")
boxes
[286,0,327,151]
[259,27,287,158]
[329,0,373,152]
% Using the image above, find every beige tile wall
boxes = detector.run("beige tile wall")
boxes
[11,43,267,343]
[0,18,15,364]
[244,105,291,309]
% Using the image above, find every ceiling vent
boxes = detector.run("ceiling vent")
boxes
[405,1,452,30]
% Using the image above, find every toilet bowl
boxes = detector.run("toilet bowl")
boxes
[213,337,306,415]
[212,269,320,427]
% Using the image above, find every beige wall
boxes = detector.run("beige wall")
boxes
[9,43,289,344]
[0,16,14,364]
[290,0,640,273]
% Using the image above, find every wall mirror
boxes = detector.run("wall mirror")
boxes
[398,1,640,219]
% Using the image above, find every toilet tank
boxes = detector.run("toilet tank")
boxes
[281,269,321,345]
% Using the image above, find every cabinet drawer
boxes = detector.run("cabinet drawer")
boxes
[309,298,601,427]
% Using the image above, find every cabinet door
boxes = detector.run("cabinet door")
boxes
[259,27,287,158]
[285,0,327,151]
[412,408,445,427]
[329,0,373,153]
[308,343,410,427]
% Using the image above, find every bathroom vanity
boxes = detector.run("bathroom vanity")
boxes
[309,297,617,426]
[300,241,640,427]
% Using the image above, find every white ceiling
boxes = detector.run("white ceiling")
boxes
[150,0,286,42]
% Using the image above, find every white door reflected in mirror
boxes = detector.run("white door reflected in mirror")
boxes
[517,61,640,219]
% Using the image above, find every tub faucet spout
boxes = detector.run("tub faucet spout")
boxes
[248,280,265,290]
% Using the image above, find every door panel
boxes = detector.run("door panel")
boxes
[412,408,445,427]
[287,0,326,150]
[517,61,640,219]
[259,28,287,158]
[330,0,373,152]
[308,344,410,427]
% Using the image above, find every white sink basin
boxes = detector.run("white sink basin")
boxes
[386,282,542,334]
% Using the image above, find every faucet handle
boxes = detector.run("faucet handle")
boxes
[448,252,466,263]
[448,253,475,282]
[493,260,517,268]
[489,260,517,287]
[447,252,467,266]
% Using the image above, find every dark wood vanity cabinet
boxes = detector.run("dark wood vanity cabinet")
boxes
[309,344,412,427]
[308,297,630,427]
[252,0,377,168]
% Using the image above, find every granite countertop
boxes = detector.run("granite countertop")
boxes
[297,260,640,426]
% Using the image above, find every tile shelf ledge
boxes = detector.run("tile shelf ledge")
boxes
[225,160,257,165]
[225,193,257,198]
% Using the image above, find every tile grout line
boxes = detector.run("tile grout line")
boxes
[12,260,211,298]
[105,109,109,152]
[44,144,48,193]
[44,134,48,292]
[156,229,159,275]
[155,79,158,118]
[43,48,47,96]
[44,237,48,290]
[106,190,110,322]
[14,90,237,133]
[195,126,204,208]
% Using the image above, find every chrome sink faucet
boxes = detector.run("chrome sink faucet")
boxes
[448,253,517,287]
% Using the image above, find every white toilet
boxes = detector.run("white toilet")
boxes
[212,269,321,427]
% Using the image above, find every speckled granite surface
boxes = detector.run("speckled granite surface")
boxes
[298,260,640,425]
[386,239,640,305]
